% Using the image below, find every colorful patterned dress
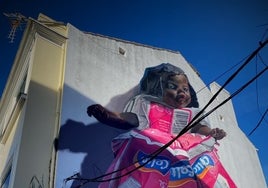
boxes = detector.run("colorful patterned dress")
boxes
[98,95,236,188]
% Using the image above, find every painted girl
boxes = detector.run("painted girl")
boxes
[87,63,236,188]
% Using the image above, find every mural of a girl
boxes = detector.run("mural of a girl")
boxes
[87,63,236,188]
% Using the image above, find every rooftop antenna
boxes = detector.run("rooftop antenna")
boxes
[3,12,28,43]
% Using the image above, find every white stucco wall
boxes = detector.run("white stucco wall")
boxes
[209,82,266,188]
[55,24,267,188]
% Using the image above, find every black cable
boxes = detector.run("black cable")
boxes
[255,55,261,114]
[248,108,268,136]
[255,54,268,127]
[257,53,268,67]
[196,41,267,95]
[196,57,247,94]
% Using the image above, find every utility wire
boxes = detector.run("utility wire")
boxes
[197,33,268,95]
[254,54,268,131]
[196,57,247,94]
[257,53,268,67]
[248,108,268,136]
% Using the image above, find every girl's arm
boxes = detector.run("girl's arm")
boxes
[191,124,226,140]
[87,104,139,130]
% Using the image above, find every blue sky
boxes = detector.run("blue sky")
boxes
[1,0,268,184]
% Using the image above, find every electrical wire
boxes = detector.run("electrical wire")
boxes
[197,26,268,95]
[257,53,268,67]
[196,56,247,94]
[248,108,268,136]
[254,55,268,127]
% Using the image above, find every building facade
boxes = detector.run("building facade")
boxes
[0,13,266,188]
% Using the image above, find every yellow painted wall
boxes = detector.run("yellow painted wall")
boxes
[12,33,66,187]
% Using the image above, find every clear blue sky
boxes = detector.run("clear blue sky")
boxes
[1,0,268,184]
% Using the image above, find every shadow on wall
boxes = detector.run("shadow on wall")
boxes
[56,84,139,188]
[57,120,126,187]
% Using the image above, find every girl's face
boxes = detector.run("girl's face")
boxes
[162,74,191,108]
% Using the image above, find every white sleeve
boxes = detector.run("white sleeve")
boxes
[123,95,150,130]
[191,108,211,128]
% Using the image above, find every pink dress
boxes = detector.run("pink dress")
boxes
[98,95,237,188]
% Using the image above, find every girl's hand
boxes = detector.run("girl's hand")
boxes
[87,104,109,121]
[209,128,226,140]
